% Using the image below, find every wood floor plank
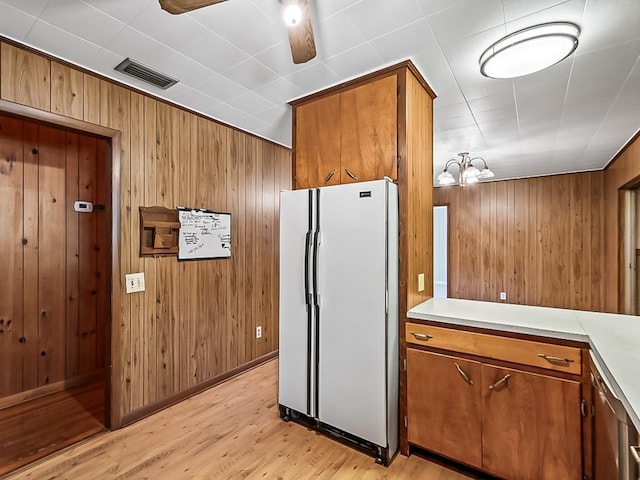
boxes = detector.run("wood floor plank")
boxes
[8,360,477,480]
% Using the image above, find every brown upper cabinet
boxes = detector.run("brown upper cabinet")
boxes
[292,73,400,189]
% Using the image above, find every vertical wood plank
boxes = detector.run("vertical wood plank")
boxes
[591,172,605,310]
[527,178,539,306]
[51,62,84,120]
[176,108,192,391]
[155,102,178,399]
[0,115,24,397]
[245,137,258,364]
[22,123,39,392]
[495,181,507,300]
[94,138,108,371]
[143,97,158,405]
[64,132,80,379]
[78,135,98,374]
[83,75,101,125]
[128,92,145,410]
[226,129,242,369]
[513,180,528,305]
[0,43,51,111]
[37,125,66,386]
[570,175,583,309]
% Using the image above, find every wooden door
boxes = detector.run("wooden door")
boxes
[0,114,109,399]
[481,364,582,480]
[407,348,482,469]
[294,94,341,189]
[340,75,397,184]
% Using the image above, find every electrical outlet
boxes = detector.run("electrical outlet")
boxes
[418,273,425,293]
[125,272,145,293]
[500,291,507,301]
[256,325,262,339]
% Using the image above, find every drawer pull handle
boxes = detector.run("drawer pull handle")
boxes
[488,374,511,391]
[345,168,358,181]
[324,169,337,183]
[631,446,640,465]
[410,332,433,341]
[454,362,474,385]
[538,353,575,364]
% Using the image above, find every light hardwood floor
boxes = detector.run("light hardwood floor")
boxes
[7,359,477,480]
[0,379,105,477]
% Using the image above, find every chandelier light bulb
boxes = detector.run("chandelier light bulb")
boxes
[283,3,302,26]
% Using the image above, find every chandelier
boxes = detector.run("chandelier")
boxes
[437,153,494,188]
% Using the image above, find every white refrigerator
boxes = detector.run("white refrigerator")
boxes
[278,178,398,465]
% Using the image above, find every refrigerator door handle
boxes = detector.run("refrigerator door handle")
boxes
[312,230,320,307]
[304,231,312,309]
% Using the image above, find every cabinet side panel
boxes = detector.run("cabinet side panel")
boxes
[403,69,433,310]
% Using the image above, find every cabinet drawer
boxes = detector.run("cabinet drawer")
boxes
[406,322,581,375]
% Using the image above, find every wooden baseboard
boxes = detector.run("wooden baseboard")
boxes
[0,369,107,411]
[119,351,278,428]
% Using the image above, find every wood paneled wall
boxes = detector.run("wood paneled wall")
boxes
[434,172,605,311]
[603,133,640,313]
[0,40,291,424]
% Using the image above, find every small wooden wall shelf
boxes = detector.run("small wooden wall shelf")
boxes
[140,206,180,256]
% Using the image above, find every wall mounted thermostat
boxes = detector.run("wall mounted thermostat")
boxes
[74,201,93,212]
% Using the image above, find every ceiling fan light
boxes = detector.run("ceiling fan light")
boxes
[283,3,302,26]
[437,170,456,185]
[480,22,580,79]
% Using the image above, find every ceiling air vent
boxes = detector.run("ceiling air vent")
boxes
[114,58,178,90]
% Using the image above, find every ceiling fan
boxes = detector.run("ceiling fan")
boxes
[158,0,317,64]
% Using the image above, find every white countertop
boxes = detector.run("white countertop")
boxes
[408,298,640,434]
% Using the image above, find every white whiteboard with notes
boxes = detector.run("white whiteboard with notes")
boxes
[177,208,231,260]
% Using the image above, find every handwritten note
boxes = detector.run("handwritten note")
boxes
[177,208,231,260]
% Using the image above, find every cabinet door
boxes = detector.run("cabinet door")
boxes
[407,349,482,469]
[340,75,397,184]
[482,364,582,480]
[294,94,341,189]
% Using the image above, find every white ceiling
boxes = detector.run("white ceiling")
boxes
[1,0,639,181]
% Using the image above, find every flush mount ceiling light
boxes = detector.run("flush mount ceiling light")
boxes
[479,22,580,79]
[437,153,494,188]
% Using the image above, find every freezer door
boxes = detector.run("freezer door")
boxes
[279,189,315,416]
[317,180,390,447]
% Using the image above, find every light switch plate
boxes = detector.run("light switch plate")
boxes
[125,272,145,293]
[418,273,425,292]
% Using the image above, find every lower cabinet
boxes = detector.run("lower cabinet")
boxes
[407,349,482,468]
[407,348,583,480]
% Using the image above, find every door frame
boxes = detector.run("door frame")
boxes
[0,99,122,428]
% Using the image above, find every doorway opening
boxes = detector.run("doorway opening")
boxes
[0,112,113,474]
[433,205,448,298]
[621,186,640,315]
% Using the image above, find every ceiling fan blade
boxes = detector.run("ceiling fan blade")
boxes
[159,0,228,15]
[287,0,317,64]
